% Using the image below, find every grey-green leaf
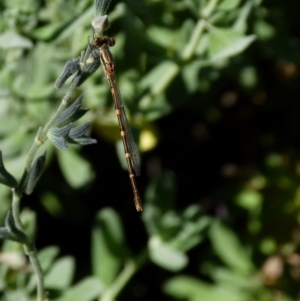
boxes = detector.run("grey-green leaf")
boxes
[54,58,80,89]
[48,125,72,150]
[54,95,88,127]
[0,151,18,188]
[0,211,30,244]
[25,151,47,195]
[68,122,97,145]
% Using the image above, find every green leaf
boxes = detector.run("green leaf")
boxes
[163,275,207,299]
[0,30,33,49]
[209,221,253,274]
[38,246,60,272]
[55,276,104,301]
[57,148,95,188]
[144,171,176,211]
[218,0,241,10]
[91,208,126,285]
[147,26,177,49]
[44,256,75,290]
[13,43,54,99]
[0,151,17,188]
[210,268,257,290]
[148,236,188,272]
[254,20,276,41]
[182,60,204,93]
[235,189,263,212]
[208,27,255,61]
[139,94,172,121]
[141,203,162,237]
[25,151,47,195]
[171,215,211,252]
[4,290,29,301]
[164,275,247,301]
[139,61,179,95]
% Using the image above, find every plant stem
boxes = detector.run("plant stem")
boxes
[26,246,45,301]
[12,190,45,301]
[11,84,78,301]
[181,19,206,62]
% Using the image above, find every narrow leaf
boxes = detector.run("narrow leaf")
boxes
[25,151,47,195]
[69,122,90,138]
[68,136,97,146]
[49,135,68,150]
[54,58,80,89]
[0,212,30,244]
[0,151,17,188]
[67,122,97,145]
[72,57,100,87]
[50,124,72,137]
[47,125,72,150]
[55,95,88,127]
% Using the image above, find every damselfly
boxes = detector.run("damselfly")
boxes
[91,0,142,211]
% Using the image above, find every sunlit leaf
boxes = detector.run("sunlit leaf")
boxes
[164,275,248,301]
[0,30,33,49]
[37,246,60,272]
[57,148,95,188]
[139,61,179,95]
[44,256,75,290]
[209,221,253,274]
[208,27,255,61]
[218,0,241,10]
[55,277,104,301]
[149,236,188,271]
[91,208,126,285]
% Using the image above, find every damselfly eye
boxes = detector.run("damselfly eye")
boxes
[108,37,115,47]
[93,37,100,46]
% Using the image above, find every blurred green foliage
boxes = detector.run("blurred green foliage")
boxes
[1,0,300,300]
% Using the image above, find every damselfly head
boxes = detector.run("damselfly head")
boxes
[93,36,115,47]
[92,15,110,34]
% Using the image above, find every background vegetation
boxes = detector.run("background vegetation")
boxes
[1,0,300,300]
